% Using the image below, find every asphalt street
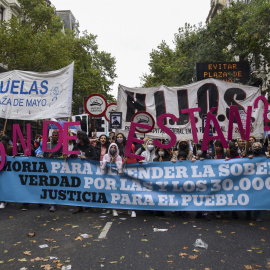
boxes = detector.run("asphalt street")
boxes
[0,203,270,270]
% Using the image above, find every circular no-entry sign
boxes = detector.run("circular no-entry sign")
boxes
[84,94,107,117]
[105,103,117,122]
[131,111,155,133]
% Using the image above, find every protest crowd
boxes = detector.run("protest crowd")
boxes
[0,121,269,222]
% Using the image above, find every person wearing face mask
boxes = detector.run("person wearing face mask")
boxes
[153,147,172,162]
[193,142,207,160]
[115,133,127,158]
[135,137,150,156]
[100,143,123,217]
[171,138,193,162]
[151,146,172,217]
[139,139,156,162]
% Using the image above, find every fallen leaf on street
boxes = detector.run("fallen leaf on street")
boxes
[18,258,27,262]
[23,251,31,256]
[41,265,53,270]
[27,232,35,237]
[189,255,198,259]
[44,238,54,242]
[75,236,83,241]
[51,228,62,232]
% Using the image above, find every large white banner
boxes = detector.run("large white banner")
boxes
[0,62,74,120]
[117,78,264,140]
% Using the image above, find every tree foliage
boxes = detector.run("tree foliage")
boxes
[0,0,116,113]
[142,0,270,87]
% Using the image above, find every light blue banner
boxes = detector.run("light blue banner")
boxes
[0,156,270,210]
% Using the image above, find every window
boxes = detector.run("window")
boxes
[0,7,4,23]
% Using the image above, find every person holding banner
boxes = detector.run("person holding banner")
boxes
[246,142,270,221]
[212,140,227,219]
[115,133,127,158]
[246,136,257,156]
[0,135,12,209]
[91,134,110,161]
[237,138,247,157]
[153,146,172,162]
[139,139,156,163]
[152,146,172,217]
[71,131,97,214]
[100,143,123,217]
[43,130,63,212]
[135,137,150,156]
[171,138,193,162]
[193,142,207,160]
[43,130,63,159]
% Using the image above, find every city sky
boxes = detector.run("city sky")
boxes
[52,0,210,98]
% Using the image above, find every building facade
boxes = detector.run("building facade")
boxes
[0,0,21,23]
[206,0,251,24]
[0,0,21,72]
[56,10,80,37]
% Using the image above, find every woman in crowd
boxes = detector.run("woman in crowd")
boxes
[135,137,150,156]
[92,134,110,161]
[237,138,247,157]
[171,138,193,162]
[115,133,127,158]
[100,143,123,217]
[153,146,172,217]
[139,139,156,163]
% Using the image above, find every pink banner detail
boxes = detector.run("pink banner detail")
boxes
[42,121,63,153]
[254,95,270,131]
[227,105,252,140]
[181,108,201,143]
[153,114,178,148]
[125,122,152,161]
[0,142,6,170]
[202,108,228,151]
[63,122,80,155]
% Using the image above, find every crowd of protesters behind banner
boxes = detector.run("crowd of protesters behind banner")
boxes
[0,122,269,222]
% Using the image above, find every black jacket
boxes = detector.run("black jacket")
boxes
[71,143,97,160]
